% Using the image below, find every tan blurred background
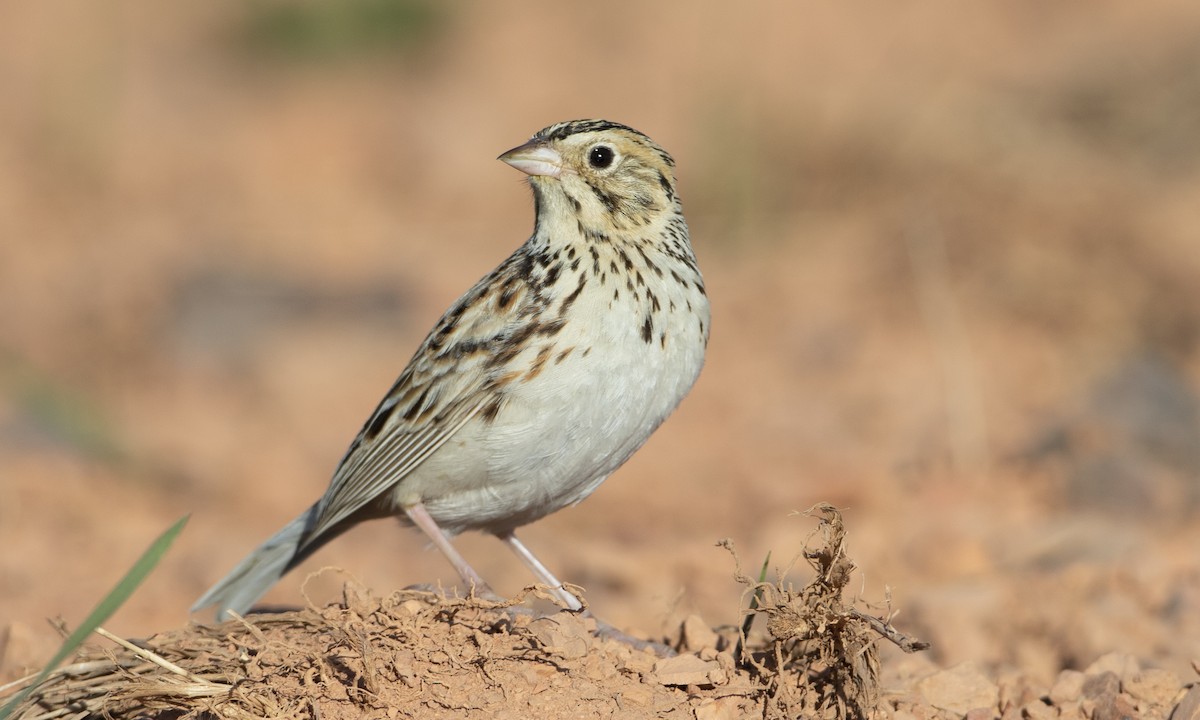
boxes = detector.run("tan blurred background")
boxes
[3,1,1200,681]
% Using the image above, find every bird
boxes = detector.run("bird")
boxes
[192,119,710,619]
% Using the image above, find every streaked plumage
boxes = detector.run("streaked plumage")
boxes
[193,120,709,618]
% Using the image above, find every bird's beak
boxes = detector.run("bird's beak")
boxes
[498,140,563,178]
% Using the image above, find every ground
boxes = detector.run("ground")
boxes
[2,2,1200,718]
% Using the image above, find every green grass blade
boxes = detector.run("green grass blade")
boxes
[742,551,771,628]
[736,551,772,664]
[756,551,771,585]
[0,514,189,720]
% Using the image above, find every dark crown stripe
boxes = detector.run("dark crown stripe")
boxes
[537,119,645,142]
[534,120,676,168]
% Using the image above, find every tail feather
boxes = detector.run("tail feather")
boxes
[192,506,319,620]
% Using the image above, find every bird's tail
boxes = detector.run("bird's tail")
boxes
[191,504,323,620]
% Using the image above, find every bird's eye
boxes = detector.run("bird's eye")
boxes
[588,145,615,169]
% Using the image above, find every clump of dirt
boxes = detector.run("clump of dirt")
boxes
[722,503,927,720]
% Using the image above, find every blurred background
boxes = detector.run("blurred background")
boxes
[3,0,1199,682]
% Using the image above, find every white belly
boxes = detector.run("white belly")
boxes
[396,286,708,535]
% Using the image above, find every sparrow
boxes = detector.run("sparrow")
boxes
[193,119,709,617]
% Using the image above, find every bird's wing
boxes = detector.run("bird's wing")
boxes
[297,252,554,547]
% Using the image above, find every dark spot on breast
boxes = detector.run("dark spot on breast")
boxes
[616,248,633,270]
[555,346,575,364]
[636,246,663,276]
[523,345,554,382]
[560,274,588,314]
[660,332,667,348]
[537,318,566,337]
[641,315,654,343]
[485,319,552,369]
[493,370,522,387]
[584,227,610,244]
[544,262,562,286]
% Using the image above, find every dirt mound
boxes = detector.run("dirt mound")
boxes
[6,507,1195,720]
[5,507,908,719]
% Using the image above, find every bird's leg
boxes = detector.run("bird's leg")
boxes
[403,502,497,600]
[497,531,676,655]
[497,530,584,611]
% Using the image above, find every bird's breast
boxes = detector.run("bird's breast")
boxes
[475,255,707,514]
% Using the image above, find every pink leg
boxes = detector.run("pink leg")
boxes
[404,502,494,598]
[498,531,583,611]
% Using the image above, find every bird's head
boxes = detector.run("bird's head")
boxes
[499,119,679,233]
